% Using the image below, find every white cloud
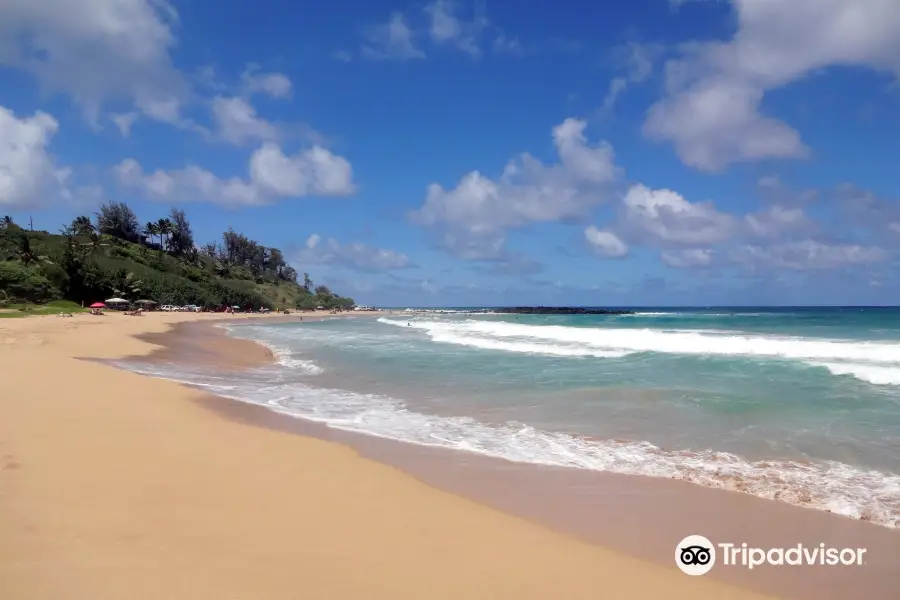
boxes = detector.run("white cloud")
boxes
[0,0,188,127]
[0,105,70,208]
[410,117,621,258]
[241,66,292,99]
[424,0,485,57]
[111,112,138,136]
[298,234,411,271]
[250,143,355,197]
[332,50,353,62]
[361,13,425,61]
[585,226,628,258]
[744,204,813,238]
[211,96,280,146]
[661,248,714,268]
[116,143,355,206]
[601,42,658,113]
[644,0,900,171]
[621,184,736,246]
[732,240,886,270]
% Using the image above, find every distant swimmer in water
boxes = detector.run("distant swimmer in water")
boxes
[407,322,411,326]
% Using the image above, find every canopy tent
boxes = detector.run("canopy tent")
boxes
[89,302,105,308]
[134,299,157,305]
[105,298,129,304]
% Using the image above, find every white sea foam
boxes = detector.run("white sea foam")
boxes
[114,360,900,528]
[811,362,900,386]
[218,324,323,374]
[378,317,900,386]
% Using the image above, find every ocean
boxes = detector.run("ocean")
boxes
[120,307,900,528]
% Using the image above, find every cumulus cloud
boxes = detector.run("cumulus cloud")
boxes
[0,0,188,127]
[661,248,714,268]
[732,240,886,270]
[0,105,71,208]
[584,226,628,258]
[744,204,814,238]
[620,184,736,246]
[211,96,281,146]
[296,234,412,271]
[410,117,621,258]
[586,181,875,273]
[361,13,425,61]
[240,66,292,99]
[644,0,900,171]
[424,0,486,57]
[116,143,355,206]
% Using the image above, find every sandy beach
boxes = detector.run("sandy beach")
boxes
[0,310,784,599]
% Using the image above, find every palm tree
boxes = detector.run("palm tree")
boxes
[112,271,143,301]
[1,216,13,228]
[157,218,172,251]
[71,216,94,236]
[15,235,50,266]
[80,231,108,257]
[143,222,157,246]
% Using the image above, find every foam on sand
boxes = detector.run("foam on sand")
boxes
[119,360,900,529]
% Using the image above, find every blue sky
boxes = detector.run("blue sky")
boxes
[2,0,900,306]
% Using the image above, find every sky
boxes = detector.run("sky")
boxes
[1,0,900,307]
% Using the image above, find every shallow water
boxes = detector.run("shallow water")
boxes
[117,307,900,528]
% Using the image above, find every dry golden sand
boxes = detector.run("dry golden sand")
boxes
[0,312,774,599]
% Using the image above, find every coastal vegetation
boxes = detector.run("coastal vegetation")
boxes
[0,206,355,312]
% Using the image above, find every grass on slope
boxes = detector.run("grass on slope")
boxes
[0,299,88,318]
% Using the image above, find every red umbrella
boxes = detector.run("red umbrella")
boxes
[89,302,105,308]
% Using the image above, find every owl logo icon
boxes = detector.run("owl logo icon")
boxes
[676,535,716,575]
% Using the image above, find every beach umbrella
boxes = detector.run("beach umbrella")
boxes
[135,299,157,305]
[105,297,128,304]
[89,302,105,308]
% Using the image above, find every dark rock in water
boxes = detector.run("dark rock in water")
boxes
[485,306,634,315]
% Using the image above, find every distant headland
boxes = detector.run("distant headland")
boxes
[474,307,634,315]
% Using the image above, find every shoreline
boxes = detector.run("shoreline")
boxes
[1,310,781,599]
[128,316,899,599]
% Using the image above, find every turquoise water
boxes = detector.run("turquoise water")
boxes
[121,308,900,527]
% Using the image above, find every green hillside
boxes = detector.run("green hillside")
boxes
[0,205,354,312]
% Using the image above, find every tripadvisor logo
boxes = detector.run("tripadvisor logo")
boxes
[675,535,867,575]
[676,535,716,576]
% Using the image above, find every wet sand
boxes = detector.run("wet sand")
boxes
[0,311,779,600]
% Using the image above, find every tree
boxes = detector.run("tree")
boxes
[71,216,95,236]
[157,218,173,251]
[168,208,194,256]
[214,261,232,278]
[281,265,298,283]
[96,202,140,242]
[111,270,143,300]
[1,216,13,228]
[201,242,218,259]
[314,284,332,297]
[303,272,313,292]
[15,235,50,267]
[0,262,58,303]
[143,221,159,246]
[81,231,109,257]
